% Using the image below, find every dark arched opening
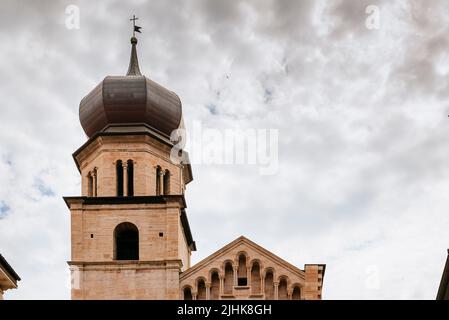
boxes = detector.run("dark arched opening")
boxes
[127,160,134,196]
[156,166,161,195]
[278,278,288,300]
[251,262,261,294]
[224,262,233,294]
[197,279,206,300]
[114,222,139,260]
[183,287,193,300]
[237,254,247,286]
[163,170,170,195]
[264,270,274,299]
[211,271,220,299]
[292,286,301,300]
[88,173,93,197]
[116,160,123,196]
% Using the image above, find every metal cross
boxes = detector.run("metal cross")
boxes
[130,15,139,37]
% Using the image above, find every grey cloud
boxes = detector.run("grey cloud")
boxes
[1,0,449,300]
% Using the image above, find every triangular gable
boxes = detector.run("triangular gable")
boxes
[180,236,305,280]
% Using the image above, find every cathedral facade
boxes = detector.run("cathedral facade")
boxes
[64,36,325,300]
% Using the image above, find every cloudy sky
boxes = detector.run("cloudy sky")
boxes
[1,0,449,300]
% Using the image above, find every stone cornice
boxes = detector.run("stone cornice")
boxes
[63,195,196,251]
[68,260,183,271]
[63,195,186,208]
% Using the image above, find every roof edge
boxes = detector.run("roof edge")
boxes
[437,249,449,300]
[181,236,307,280]
[0,254,21,283]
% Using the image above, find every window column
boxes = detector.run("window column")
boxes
[274,281,279,300]
[246,266,251,286]
[92,168,97,197]
[219,274,224,295]
[123,162,128,196]
[158,169,164,195]
[261,274,265,296]
[206,283,211,300]
[233,264,238,287]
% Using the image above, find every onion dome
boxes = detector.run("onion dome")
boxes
[79,37,182,138]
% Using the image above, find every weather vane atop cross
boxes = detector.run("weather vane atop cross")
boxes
[130,14,142,37]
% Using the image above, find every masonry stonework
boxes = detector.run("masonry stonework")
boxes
[179,237,325,300]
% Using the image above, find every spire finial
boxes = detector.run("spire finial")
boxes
[127,15,142,76]
[130,15,141,37]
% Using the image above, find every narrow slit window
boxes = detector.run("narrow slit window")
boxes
[237,254,247,286]
[87,173,93,197]
[156,166,161,196]
[127,160,134,196]
[93,168,97,197]
[116,160,123,197]
[163,170,170,195]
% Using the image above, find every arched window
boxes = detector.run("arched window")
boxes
[237,254,247,286]
[116,160,123,197]
[114,222,139,260]
[224,262,233,294]
[264,270,274,299]
[292,286,301,300]
[127,160,134,196]
[183,287,193,300]
[278,278,288,300]
[197,279,206,300]
[251,262,261,294]
[155,166,162,196]
[210,271,220,299]
[88,173,94,197]
[163,170,170,195]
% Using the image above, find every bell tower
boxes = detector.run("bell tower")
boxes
[64,33,195,300]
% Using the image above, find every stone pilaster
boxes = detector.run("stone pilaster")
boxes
[92,169,97,197]
[274,281,279,300]
[206,283,211,300]
[219,274,224,295]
